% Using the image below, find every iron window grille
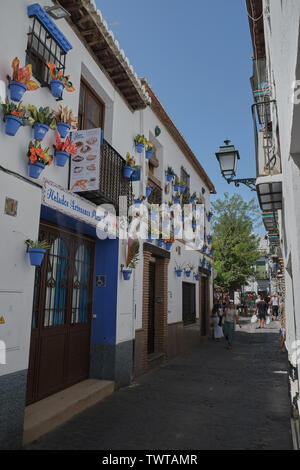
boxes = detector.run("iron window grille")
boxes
[181,167,190,194]
[26,16,66,92]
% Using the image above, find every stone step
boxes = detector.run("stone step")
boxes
[23,379,115,447]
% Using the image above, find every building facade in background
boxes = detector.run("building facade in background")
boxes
[0,0,215,449]
[246,0,300,445]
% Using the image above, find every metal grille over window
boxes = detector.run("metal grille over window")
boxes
[181,167,190,194]
[71,244,92,324]
[26,16,66,87]
[44,238,69,327]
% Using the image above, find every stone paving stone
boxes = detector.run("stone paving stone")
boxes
[26,317,293,450]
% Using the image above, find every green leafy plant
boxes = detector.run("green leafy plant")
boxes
[11,57,39,90]
[52,105,78,128]
[182,192,191,205]
[125,152,137,168]
[1,98,26,121]
[47,62,75,92]
[25,239,51,250]
[191,191,197,199]
[167,166,175,176]
[134,134,147,145]
[27,104,57,129]
[126,239,140,269]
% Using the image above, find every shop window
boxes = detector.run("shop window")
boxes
[78,79,105,131]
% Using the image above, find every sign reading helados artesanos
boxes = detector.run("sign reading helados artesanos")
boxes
[69,128,103,193]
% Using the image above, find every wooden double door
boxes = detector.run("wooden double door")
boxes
[26,223,95,405]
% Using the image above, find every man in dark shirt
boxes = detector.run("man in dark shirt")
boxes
[255,295,267,329]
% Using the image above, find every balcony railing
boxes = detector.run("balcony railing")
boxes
[79,138,132,212]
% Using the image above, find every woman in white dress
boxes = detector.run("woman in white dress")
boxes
[211,305,224,341]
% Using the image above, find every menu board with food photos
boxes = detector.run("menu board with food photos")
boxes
[69,128,102,193]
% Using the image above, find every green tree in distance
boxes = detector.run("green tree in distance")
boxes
[211,193,260,293]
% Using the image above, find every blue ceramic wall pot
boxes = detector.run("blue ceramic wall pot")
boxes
[122,269,132,280]
[28,161,45,179]
[165,242,172,251]
[157,239,164,248]
[146,187,152,198]
[50,80,65,99]
[33,122,49,141]
[55,151,70,167]
[4,114,22,136]
[175,269,183,278]
[135,143,144,153]
[57,121,71,138]
[9,81,26,102]
[145,149,152,159]
[166,173,173,182]
[185,270,191,278]
[28,248,46,266]
[123,166,134,178]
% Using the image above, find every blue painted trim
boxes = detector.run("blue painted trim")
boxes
[27,3,72,53]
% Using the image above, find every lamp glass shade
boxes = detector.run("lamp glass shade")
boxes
[217,152,237,178]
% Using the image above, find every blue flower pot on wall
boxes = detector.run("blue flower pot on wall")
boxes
[135,143,144,153]
[134,199,142,207]
[165,242,172,251]
[122,269,132,280]
[157,239,164,248]
[55,150,70,167]
[185,270,191,278]
[33,122,49,140]
[57,121,71,138]
[207,214,212,222]
[123,166,134,179]
[190,197,195,203]
[4,114,22,136]
[173,184,180,192]
[173,198,180,205]
[145,150,152,159]
[50,80,65,99]
[194,274,200,281]
[28,161,45,179]
[207,236,212,244]
[180,185,185,193]
[166,173,173,182]
[210,249,214,255]
[201,262,206,269]
[146,186,152,198]
[175,269,183,278]
[9,81,27,102]
[28,248,46,266]
[148,234,154,243]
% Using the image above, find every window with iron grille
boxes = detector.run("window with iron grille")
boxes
[181,166,190,193]
[26,16,66,88]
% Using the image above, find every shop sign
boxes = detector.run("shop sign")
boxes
[69,128,103,193]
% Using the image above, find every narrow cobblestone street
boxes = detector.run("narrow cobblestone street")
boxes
[27,318,292,450]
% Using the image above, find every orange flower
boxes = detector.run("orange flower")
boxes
[35,148,44,159]
[30,154,37,163]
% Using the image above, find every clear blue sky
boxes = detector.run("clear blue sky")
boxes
[96,0,264,232]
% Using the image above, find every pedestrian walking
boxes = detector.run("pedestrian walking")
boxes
[222,300,242,350]
[255,294,267,329]
[271,293,280,320]
[211,305,224,341]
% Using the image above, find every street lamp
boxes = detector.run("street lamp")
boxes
[44,3,71,19]
[215,140,256,191]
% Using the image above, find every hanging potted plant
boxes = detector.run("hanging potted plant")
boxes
[122,239,139,280]
[202,244,208,253]
[173,192,181,205]
[133,194,145,207]
[164,238,174,251]
[27,104,57,140]
[190,192,197,203]
[134,134,146,153]
[194,272,200,281]
[1,98,26,136]
[27,140,52,179]
[54,131,77,167]
[201,256,206,269]
[179,180,186,193]
[210,248,214,255]
[173,176,180,192]
[166,166,175,183]
[25,239,51,266]
[124,152,136,179]
[175,262,184,278]
[207,211,213,221]
[146,186,152,198]
[185,264,195,278]
[207,262,212,272]
[182,191,190,205]
[157,235,164,248]
[9,57,39,102]
[47,62,75,99]
[207,235,212,244]
[52,104,78,138]
[145,141,155,159]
